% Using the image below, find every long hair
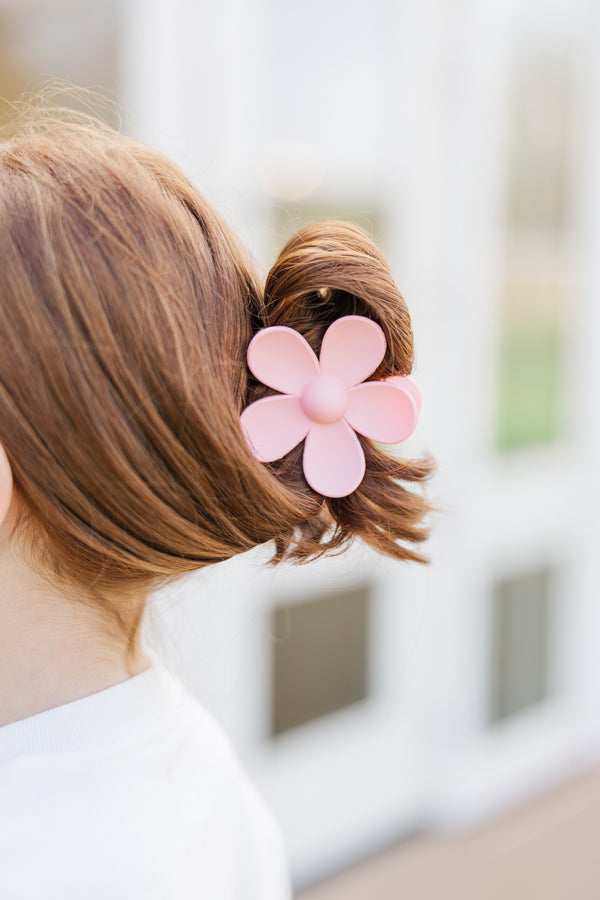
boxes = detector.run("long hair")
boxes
[0,105,433,654]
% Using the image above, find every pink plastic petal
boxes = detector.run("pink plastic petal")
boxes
[345,382,418,443]
[247,327,320,394]
[303,420,366,497]
[319,316,387,388]
[240,395,311,462]
[385,375,422,412]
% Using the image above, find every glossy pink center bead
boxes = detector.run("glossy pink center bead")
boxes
[300,376,348,425]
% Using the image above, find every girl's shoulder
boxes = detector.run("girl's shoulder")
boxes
[0,653,291,900]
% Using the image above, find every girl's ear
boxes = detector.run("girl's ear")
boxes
[0,444,13,529]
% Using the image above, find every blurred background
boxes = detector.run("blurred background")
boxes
[2,0,599,896]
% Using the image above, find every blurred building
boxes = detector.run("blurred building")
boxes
[0,0,599,892]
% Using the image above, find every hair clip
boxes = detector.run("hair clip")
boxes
[240,315,421,498]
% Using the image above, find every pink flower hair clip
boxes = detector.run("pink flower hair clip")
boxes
[240,315,421,498]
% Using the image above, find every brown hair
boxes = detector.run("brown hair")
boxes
[0,104,433,655]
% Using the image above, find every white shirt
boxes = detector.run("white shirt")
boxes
[0,651,291,899]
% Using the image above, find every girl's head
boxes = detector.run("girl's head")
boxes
[0,104,433,656]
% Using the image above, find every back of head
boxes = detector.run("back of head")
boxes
[0,99,433,648]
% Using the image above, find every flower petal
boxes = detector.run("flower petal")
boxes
[319,315,386,387]
[303,420,366,497]
[247,326,319,394]
[345,381,418,443]
[385,375,422,413]
[240,395,310,462]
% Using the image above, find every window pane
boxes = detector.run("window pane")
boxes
[270,584,372,737]
[496,274,565,450]
[495,45,573,451]
[488,568,554,724]
[505,46,572,231]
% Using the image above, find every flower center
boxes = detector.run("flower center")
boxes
[300,376,348,425]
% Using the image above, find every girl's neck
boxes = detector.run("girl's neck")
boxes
[0,546,150,728]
